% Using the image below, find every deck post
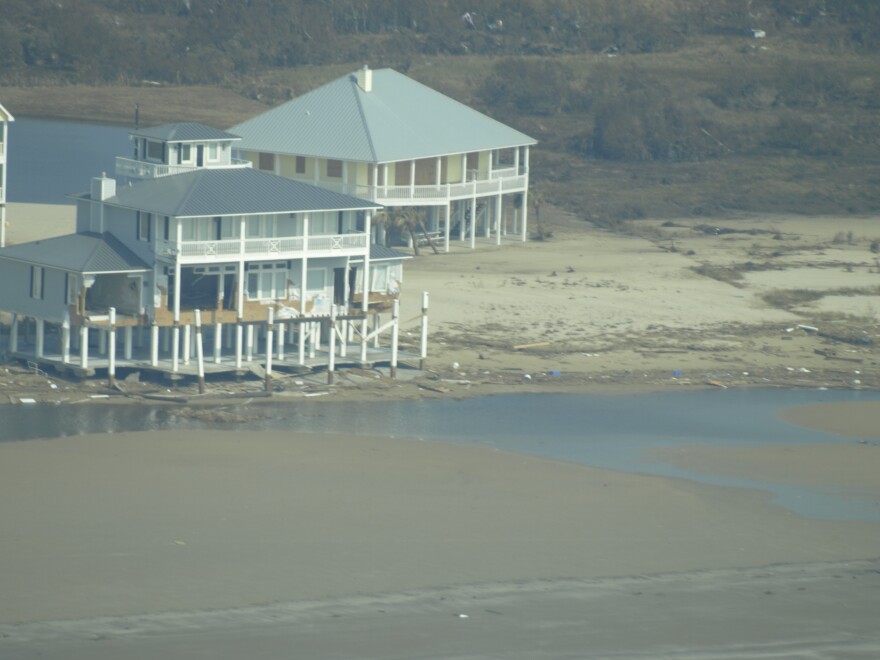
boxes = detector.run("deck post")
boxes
[171,324,180,373]
[9,313,18,353]
[277,321,285,361]
[339,317,347,357]
[470,197,477,249]
[264,308,273,392]
[328,305,337,385]
[235,321,243,369]
[150,322,159,366]
[360,211,371,365]
[373,313,380,349]
[496,190,503,246]
[80,325,89,370]
[195,309,205,394]
[308,322,316,359]
[183,324,191,365]
[298,317,306,365]
[124,326,133,360]
[108,308,117,388]
[246,324,254,362]
[390,299,399,379]
[98,327,107,356]
[444,201,451,253]
[419,291,429,370]
[521,147,530,242]
[214,322,222,364]
[61,318,70,364]
[35,318,45,359]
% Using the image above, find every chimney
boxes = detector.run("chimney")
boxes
[91,173,116,201]
[357,65,372,93]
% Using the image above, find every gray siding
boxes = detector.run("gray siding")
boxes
[0,260,69,322]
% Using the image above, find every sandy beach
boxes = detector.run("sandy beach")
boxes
[1,203,880,657]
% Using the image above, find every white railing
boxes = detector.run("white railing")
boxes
[115,157,252,179]
[157,232,367,260]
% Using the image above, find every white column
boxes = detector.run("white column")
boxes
[470,197,477,249]
[444,202,451,253]
[521,146,530,242]
[80,325,89,369]
[98,327,107,356]
[35,319,44,359]
[214,322,222,363]
[61,319,71,364]
[124,326,133,360]
[419,291,429,370]
[328,305,337,384]
[264,308,274,391]
[496,190,503,246]
[246,324,254,362]
[277,321,285,361]
[409,159,416,198]
[390,299,399,379]
[150,323,159,366]
[183,324,191,365]
[360,211,371,364]
[195,309,205,393]
[108,308,116,386]
[9,313,17,353]
[171,325,180,372]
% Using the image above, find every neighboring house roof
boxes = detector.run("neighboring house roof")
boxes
[0,102,13,122]
[0,232,150,274]
[73,168,381,217]
[229,68,536,164]
[130,122,239,142]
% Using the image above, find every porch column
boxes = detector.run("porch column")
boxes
[183,324,191,365]
[80,325,89,370]
[409,160,415,198]
[521,147,530,242]
[61,318,71,364]
[299,215,309,366]
[390,299,399,379]
[108,308,117,388]
[173,223,182,371]
[9,313,18,353]
[419,291,429,370]
[195,309,206,394]
[264,308,273,392]
[444,202,451,253]
[514,146,520,174]
[277,321,285,361]
[150,322,159,366]
[470,197,477,249]
[236,220,246,370]
[327,305,337,385]
[381,164,388,196]
[496,188,503,246]
[98,328,107,356]
[214,322,222,364]
[360,211,371,365]
[124,326,133,360]
[171,325,180,373]
[246,324,254,362]
[35,318,45,359]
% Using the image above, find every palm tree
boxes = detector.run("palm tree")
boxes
[374,207,439,255]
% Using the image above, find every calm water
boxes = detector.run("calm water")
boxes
[6,118,131,204]
[3,389,879,521]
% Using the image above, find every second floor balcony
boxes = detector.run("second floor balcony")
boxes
[156,232,369,264]
[116,157,252,180]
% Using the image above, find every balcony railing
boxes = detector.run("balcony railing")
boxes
[115,157,252,179]
[156,232,368,261]
[320,169,528,205]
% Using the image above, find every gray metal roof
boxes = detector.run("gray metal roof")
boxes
[229,68,536,163]
[130,122,240,142]
[99,168,381,217]
[0,232,150,274]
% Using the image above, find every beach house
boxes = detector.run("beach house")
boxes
[0,122,413,380]
[230,66,536,251]
[0,102,13,248]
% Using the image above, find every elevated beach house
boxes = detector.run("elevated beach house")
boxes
[229,66,536,250]
[0,102,13,248]
[0,122,411,378]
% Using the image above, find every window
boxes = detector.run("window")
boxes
[326,159,342,178]
[246,262,288,300]
[296,156,306,174]
[137,211,152,241]
[371,264,389,292]
[307,268,326,292]
[163,216,171,241]
[179,144,191,163]
[208,144,218,161]
[65,273,77,305]
[182,217,219,241]
[30,266,44,300]
[258,152,275,172]
[147,140,164,161]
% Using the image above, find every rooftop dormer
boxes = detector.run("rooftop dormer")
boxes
[116,122,251,180]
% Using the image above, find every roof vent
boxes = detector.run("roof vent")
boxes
[357,65,372,93]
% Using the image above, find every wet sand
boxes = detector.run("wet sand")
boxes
[1,427,879,658]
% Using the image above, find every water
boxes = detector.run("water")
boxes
[6,118,131,204]
[3,388,879,521]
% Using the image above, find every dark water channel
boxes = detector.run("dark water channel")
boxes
[3,388,879,521]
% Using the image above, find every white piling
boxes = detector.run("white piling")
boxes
[420,291,429,370]
[80,325,89,370]
[108,308,117,388]
[172,324,180,373]
[183,324,191,365]
[214,322,222,364]
[150,323,159,366]
[124,326,133,360]
[390,299,399,379]
[61,319,71,364]
[328,306,337,384]
[265,308,274,392]
[195,309,205,394]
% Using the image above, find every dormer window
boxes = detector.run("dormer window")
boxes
[208,144,219,161]
[179,144,191,164]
